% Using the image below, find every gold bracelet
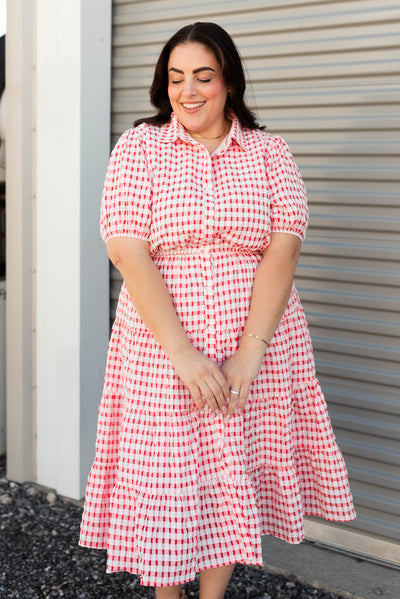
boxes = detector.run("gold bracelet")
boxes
[243,332,268,347]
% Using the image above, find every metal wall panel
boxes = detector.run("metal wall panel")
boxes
[110,0,400,550]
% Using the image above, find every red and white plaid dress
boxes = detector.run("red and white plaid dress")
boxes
[79,114,356,587]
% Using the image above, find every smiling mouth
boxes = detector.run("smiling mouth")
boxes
[181,101,206,109]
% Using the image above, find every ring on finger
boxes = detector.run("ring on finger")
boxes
[230,389,240,395]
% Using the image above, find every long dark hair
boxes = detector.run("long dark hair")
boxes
[134,22,263,130]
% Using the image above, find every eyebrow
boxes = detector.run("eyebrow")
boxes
[168,67,216,75]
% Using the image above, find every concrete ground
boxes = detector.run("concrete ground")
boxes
[261,536,400,599]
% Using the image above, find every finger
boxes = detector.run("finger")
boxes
[237,383,250,413]
[198,380,218,414]
[206,375,230,412]
[225,386,240,419]
[189,385,205,412]
[212,367,231,403]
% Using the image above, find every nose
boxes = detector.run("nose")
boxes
[183,78,196,96]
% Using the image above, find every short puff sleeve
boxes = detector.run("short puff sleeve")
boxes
[100,128,152,243]
[266,136,308,241]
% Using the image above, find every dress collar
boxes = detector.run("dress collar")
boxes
[159,112,249,152]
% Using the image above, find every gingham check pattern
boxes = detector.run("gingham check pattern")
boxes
[79,114,356,587]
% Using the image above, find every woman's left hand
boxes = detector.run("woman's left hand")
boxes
[220,337,266,421]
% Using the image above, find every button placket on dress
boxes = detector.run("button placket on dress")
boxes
[202,152,217,358]
[203,153,227,452]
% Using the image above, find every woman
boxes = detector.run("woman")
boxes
[80,22,355,599]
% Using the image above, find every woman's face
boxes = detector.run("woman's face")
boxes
[167,42,229,137]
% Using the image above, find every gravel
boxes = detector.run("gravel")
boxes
[0,460,345,599]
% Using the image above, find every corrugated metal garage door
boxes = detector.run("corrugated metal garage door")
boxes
[110,0,400,558]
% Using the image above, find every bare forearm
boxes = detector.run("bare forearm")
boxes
[126,259,189,355]
[108,239,190,358]
[221,233,302,418]
[243,233,302,348]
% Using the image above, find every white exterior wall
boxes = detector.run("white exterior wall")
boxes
[4,0,111,499]
[35,0,111,499]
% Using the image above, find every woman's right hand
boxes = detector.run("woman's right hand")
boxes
[169,344,230,414]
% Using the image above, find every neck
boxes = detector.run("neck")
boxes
[187,130,224,140]
[185,119,230,141]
